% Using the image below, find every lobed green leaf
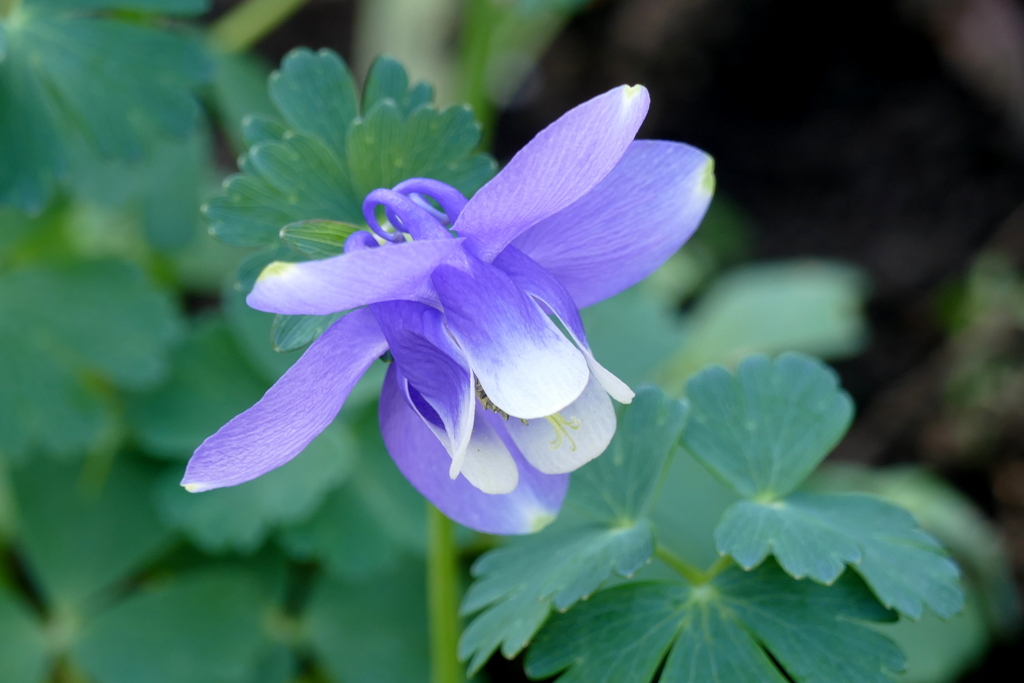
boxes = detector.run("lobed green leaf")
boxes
[716,493,964,619]
[526,561,904,683]
[681,353,853,499]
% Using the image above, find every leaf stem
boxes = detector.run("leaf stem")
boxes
[427,504,464,683]
[655,544,732,585]
[209,0,309,53]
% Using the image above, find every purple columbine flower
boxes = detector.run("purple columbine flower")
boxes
[181,85,714,534]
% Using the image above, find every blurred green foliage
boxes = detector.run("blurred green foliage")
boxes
[0,4,1014,683]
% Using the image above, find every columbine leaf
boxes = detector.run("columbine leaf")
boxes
[154,422,356,553]
[0,589,49,683]
[715,493,964,618]
[0,0,210,212]
[0,259,180,461]
[459,523,655,674]
[304,562,429,683]
[681,353,853,499]
[205,50,494,248]
[11,456,174,608]
[204,51,495,349]
[459,388,687,673]
[682,354,964,619]
[72,570,272,683]
[70,129,210,250]
[525,561,904,683]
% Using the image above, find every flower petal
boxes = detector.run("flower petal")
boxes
[372,300,475,476]
[380,366,567,534]
[453,85,650,262]
[505,375,616,474]
[494,247,634,404]
[247,237,468,315]
[432,253,589,420]
[392,370,517,494]
[512,140,714,308]
[181,308,387,492]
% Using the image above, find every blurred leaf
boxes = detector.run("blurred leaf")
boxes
[658,262,868,393]
[280,415,425,579]
[69,129,210,251]
[242,645,297,683]
[0,0,210,213]
[579,284,686,397]
[0,588,49,683]
[649,450,740,570]
[208,51,276,153]
[459,388,687,672]
[11,456,174,608]
[222,272,301,383]
[154,422,356,553]
[128,317,268,460]
[682,354,964,619]
[305,562,429,683]
[525,562,903,683]
[877,590,988,683]
[0,259,179,461]
[279,219,359,259]
[682,353,854,499]
[73,570,271,683]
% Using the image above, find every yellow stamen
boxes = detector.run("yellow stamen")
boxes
[545,413,582,451]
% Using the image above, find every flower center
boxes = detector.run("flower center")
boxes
[360,178,467,245]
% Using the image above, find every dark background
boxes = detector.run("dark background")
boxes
[226,0,1024,678]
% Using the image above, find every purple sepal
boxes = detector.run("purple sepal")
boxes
[181,308,388,492]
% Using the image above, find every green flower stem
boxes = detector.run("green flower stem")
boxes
[459,0,504,149]
[427,504,464,683]
[655,543,732,585]
[209,0,309,53]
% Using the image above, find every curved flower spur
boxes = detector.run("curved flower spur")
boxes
[182,85,714,534]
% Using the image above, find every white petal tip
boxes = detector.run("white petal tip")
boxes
[623,84,645,102]
[529,512,557,533]
[699,157,716,197]
[182,482,210,493]
[256,261,295,283]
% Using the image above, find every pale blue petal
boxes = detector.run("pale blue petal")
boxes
[453,85,650,262]
[513,140,713,308]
